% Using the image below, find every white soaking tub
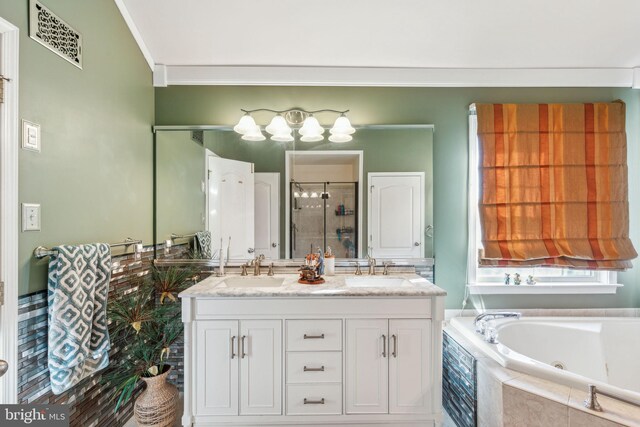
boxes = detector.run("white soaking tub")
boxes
[450,316,640,406]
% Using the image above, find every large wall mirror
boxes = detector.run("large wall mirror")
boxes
[154,125,434,262]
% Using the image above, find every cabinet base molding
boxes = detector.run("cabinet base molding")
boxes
[190,413,442,426]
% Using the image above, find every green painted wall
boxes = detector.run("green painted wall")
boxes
[156,86,640,310]
[156,128,433,258]
[156,131,205,244]
[0,1,155,295]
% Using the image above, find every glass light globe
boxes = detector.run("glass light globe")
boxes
[330,115,355,135]
[233,114,256,135]
[265,114,291,135]
[241,125,266,141]
[300,134,324,142]
[299,116,324,136]
[271,130,294,142]
[329,133,353,143]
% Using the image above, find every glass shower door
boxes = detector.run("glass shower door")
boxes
[291,183,326,258]
[325,183,357,258]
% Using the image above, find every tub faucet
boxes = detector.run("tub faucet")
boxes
[474,311,521,335]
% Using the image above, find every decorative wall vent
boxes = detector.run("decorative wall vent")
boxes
[29,0,82,69]
[191,131,204,145]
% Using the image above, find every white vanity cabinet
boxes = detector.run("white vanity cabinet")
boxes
[194,319,281,416]
[180,281,445,427]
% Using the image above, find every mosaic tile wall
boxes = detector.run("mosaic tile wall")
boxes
[16,244,192,427]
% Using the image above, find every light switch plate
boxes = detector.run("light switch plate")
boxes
[22,203,41,231]
[22,120,41,152]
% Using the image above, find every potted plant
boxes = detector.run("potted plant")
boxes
[106,266,195,427]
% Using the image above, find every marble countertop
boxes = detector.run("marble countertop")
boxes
[179,273,446,299]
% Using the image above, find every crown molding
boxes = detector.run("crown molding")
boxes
[113,0,154,70]
[153,65,638,88]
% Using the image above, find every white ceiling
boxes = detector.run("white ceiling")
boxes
[117,0,640,87]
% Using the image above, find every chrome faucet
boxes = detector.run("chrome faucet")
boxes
[474,311,521,336]
[383,262,394,275]
[250,254,265,276]
[353,262,362,275]
[367,248,377,275]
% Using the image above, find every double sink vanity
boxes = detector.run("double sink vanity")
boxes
[179,269,446,427]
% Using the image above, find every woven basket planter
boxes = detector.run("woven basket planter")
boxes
[134,366,179,427]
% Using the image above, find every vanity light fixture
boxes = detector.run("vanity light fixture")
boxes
[233,108,355,142]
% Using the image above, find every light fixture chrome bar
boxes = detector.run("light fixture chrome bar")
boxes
[34,238,143,258]
[240,108,349,115]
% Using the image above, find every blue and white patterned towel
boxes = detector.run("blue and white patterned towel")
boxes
[195,231,212,259]
[47,244,111,394]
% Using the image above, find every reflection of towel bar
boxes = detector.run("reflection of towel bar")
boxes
[171,233,197,240]
[33,238,143,258]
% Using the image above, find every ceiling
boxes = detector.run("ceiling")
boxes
[117,0,640,87]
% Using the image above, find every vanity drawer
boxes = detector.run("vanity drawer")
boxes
[287,351,342,384]
[286,384,342,415]
[286,320,342,351]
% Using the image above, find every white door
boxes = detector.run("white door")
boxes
[389,319,432,414]
[254,173,280,259]
[208,156,254,258]
[195,321,239,415]
[240,320,282,415]
[346,319,389,414]
[368,173,424,258]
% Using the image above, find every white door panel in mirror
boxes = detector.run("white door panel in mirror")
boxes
[254,173,280,259]
[208,155,254,259]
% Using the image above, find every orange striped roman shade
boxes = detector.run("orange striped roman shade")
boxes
[476,101,637,270]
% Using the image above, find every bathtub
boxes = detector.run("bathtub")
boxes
[450,316,640,407]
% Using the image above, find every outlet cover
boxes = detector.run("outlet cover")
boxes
[22,203,41,231]
[22,120,41,152]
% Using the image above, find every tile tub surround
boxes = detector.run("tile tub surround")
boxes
[444,325,640,427]
[17,244,192,427]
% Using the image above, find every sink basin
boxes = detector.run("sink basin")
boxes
[344,276,409,287]
[219,277,285,288]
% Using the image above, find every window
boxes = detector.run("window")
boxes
[467,104,621,295]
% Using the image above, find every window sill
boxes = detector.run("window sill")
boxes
[467,283,622,295]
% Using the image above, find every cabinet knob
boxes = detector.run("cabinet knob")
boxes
[271,242,277,248]
[414,242,420,246]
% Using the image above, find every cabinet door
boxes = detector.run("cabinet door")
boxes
[346,319,389,414]
[195,320,239,415]
[240,320,282,415]
[389,319,432,414]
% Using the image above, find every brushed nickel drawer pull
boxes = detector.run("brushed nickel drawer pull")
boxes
[392,334,397,358]
[241,335,247,358]
[304,398,325,405]
[231,336,236,359]
[303,365,325,372]
[382,334,387,357]
[303,333,325,339]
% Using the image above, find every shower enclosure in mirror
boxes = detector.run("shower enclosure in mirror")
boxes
[291,182,358,258]
[154,124,434,263]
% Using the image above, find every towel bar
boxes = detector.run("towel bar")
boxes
[34,238,143,258]
[171,233,197,240]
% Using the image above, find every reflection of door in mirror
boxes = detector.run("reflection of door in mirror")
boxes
[368,173,424,258]
[207,154,254,259]
[254,173,279,259]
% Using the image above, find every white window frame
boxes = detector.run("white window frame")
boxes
[466,104,621,295]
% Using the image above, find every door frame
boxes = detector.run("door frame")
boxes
[0,15,19,404]
[284,150,363,258]
[367,172,425,258]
